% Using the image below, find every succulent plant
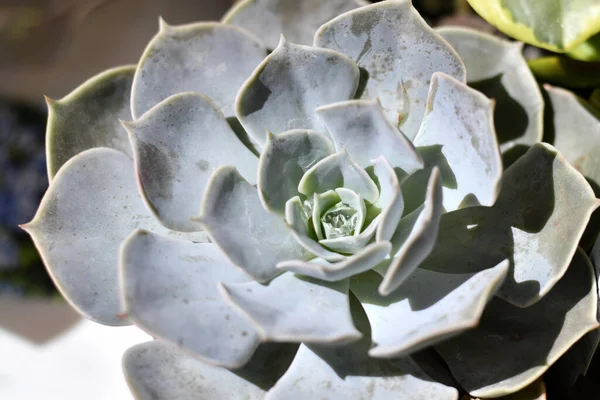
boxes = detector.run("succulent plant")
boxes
[21,0,600,398]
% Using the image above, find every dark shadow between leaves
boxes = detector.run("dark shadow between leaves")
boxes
[420,145,559,303]
[501,144,530,169]
[232,342,299,391]
[401,145,456,215]
[226,116,260,157]
[470,74,529,145]
[354,67,369,99]
[350,269,479,312]
[308,292,438,383]
[580,178,600,252]
[437,249,594,394]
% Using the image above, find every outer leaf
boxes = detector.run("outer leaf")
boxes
[123,341,297,399]
[258,129,334,215]
[20,148,207,326]
[379,167,442,295]
[466,0,600,52]
[414,72,502,212]
[265,294,459,400]
[437,27,543,152]
[543,85,600,186]
[436,249,600,398]
[124,92,258,232]
[46,65,135,181]
[222,0,367,49]
[220,273,361,344]
[131,21,267,119]
[265,345,458,400]
[420,144,599,307]
[197,166,307,282]
[277,241,391,282]
[315,0,466,140]
[316,99,423,173]
[298,151,379,204]
[120,230,260,368]
[236,36,359,146]
[351,259,509,359]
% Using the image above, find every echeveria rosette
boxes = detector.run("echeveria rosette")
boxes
[20,1,600,399]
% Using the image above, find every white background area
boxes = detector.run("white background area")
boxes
[0,321,150,399]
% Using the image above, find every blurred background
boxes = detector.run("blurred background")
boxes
[0,1,538,399]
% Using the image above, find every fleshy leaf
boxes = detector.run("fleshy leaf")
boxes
[220,273,361,344]
[313,190,341,240]
[351,259,508,359]
[379,167,442,296]
[420,144,599,307]
[372,157,405,243]
[316,99,423,173]
[298,151,379,204]
[258,129,334,215]
[466,0,600,52]
[436,249,600,398]
[568,32,600,61]
[222,0,367,49]
[527,56,600,89]
[319,214,379,254]
[46,65,135,181]
[315,0,466,140]
[277,241,391,281]
[20,148,207,326]
[236,36,359,146]
[543,85,600,186]
[123,341,298,399]
[265,294,459,400]
[543,329,600,398]
[332,188,366,236]
[124,92,258,232]
[285,196,346,262]
[197,166,307,282]
[437,27,543,153]
[414,72,502,211]
[497,380,547,400]
[120,230,260,368]
[131,22,266,119]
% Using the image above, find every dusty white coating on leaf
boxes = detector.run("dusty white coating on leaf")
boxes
[123,341,267,399]
[437,27,543,152]
[258,129,335,216]
[437,249,600,398]
[197,166,307,282]
[132,21,267,119]
[22,148,207,326]
[46,65,135,181]
[120,230,260,368]
[414,72,502,211]
[379,167,443,296]
[315,0,466,140]
[352,260,508,359]
[124,92,258,232]
[235,36,360,146]
[277,241,391,282]
[223,0,368,49]
[316,98,423,173]
[221,274,362,344]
